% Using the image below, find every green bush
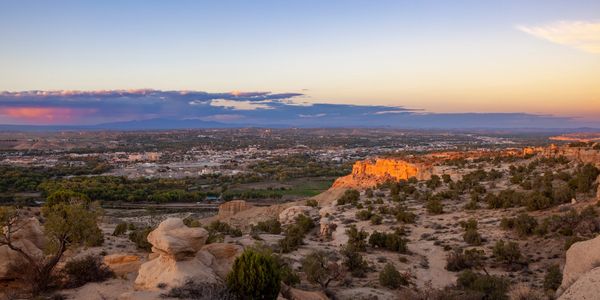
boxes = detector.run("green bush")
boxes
[205,221,243,243]
[128,227,153,251]
[356,209,373,221]
[113,222,127,236]
[346,225,368,252]
[445,248,485,272]
[337,189,360,206]
[501,213,537,237]
[456,270,509,300]
[226,248,281,300]
[461,219,482,246]
[341,245,369,277]
[492,240,522,265]
[544,264,562,291]
[426,198,443,214]
[301,251,343,289]
[295,214,315,234]
[305,199,318,208]
[62,255,114,288]
[379,263,407,289]
[368,229,408,253]
[370,214,383,225]
[252,218,282,234]
[279,224,305,253]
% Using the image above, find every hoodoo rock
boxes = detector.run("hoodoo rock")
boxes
[279,205,319,226]
[332,158,432,189]
[147,218,208,260]
[218,200,254,218]
[135,218,243,290]
[0,217,45,280]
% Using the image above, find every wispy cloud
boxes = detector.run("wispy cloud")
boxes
[518,21,600,54]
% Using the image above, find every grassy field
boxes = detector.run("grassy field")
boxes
[224,176,335,200]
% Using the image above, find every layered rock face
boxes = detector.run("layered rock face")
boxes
[0,217,45,280]
[332,158,431,189]
[135,218,243,290]
[103,254,141,277]
[218,200,254,218]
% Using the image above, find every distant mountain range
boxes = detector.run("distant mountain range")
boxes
[0,118,598,133]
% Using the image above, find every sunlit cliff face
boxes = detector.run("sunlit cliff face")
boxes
[0,107,97,124]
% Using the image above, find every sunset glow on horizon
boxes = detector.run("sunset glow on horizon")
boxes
[0,1,599,127]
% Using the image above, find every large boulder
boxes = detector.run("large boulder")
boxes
[218,200,254,218]
[558,235,600,295]
[559,267,600,300]
[0,217,45,280]
[147,218,208,260]
[278,206,319,226]
[135,218,243,290]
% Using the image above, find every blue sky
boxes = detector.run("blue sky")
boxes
[0,1,599,127]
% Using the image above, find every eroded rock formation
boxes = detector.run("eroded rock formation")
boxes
[218,200,254,218]
[332,158,431,189]
[135,218,243,290]
[103,254,141,277]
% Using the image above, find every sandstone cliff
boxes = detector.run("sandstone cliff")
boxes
[332,158,432,189]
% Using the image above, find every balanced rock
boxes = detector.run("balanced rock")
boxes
[0,217,45,280]
[279,206,319,226]
[147,218,208,260]
[135,218,243,290]
[218,200,254,218]
[558,234,600,295]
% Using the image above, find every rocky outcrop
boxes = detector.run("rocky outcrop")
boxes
[135,218,243,290]
[559,266,600,300]
[218,200,254,218]
[103,254,141,277]
[558,235,600,296]
[332,158,432,189]
[0,217,45,280]
[281,283,329,300]
[279,206,319,226]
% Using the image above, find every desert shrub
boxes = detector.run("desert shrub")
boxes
[62,255,114,288]
[445,248,485,272]
[507,283,545,300]
[128,227,154,251]
[206,220,242,243]
[370,214,383,225]
[461,219,482,246]
[279,224,305,253]
[306,199,318,207]
[346,225,369,251]
[569,163,600,193]
[301,250,343,289]
[426,198,443,214]
[379,263,407,289]
[295,214,315,233]
[395,205,417,224]
[252,218,282,234]
[365,188,374,198]
[368,229,408,253]
[426,175,442,189]
[543,264,562,291]
[492,240,522,265]
[356,209,373,221]
[456,270,509,300]
[524,192,553,211]
[113,222,127,236]
[337,189,360,206]
[226,248,281,300]
[163,282,236,300]
[183,217,201,228]
[341,245,369,277]
[500,213,538,237]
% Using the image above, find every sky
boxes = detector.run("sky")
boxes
[0,0,599,127]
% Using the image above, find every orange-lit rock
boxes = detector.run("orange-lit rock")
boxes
[332,158,431,189]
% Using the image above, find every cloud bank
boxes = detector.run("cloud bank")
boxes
[518,21,600,54]
[0,89,596,129]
